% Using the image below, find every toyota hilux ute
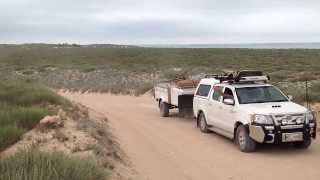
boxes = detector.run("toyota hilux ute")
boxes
[193,71,317,152]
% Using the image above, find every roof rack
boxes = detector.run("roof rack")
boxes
[204,74,232,82]
[205,70,270,84]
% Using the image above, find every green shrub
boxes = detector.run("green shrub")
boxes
[134,82,154,96]
[0,79,68,151]
[0,80,66,106]
[15,107,48,129]
[21,69,35,75]
[290,72,318,82]
[0,149,109,180]
[309,82,320,102]
[270,71,289,83]
[310,82,320,92]
[0,105,48,150]
[0,105,48,129]
[0,125,24,151]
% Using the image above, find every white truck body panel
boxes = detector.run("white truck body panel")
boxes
[193,78,315,142]
[240,102,307,115]
[193,78,220,118]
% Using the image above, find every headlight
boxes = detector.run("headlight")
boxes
[251,114,274,125]
[305,111,315,124]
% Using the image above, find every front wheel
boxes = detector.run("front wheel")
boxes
[159,101,169,117]
[236,125,257,152]
[198,113,209,133]
[293,139,311,149]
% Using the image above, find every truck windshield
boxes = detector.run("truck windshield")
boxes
[236,86,288,104]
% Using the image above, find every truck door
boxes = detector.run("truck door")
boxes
[193,84,212,119]
[207,86,223,125]
[218,87,237,134]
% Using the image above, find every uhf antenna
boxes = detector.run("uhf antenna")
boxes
[305,79,310,109]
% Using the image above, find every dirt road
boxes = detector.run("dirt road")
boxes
[61,92,320,180]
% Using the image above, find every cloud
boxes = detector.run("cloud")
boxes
[0,0,320,44]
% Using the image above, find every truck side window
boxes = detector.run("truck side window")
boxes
[196,84,211,97]
[223,87,234,100]
[212,86,223,101]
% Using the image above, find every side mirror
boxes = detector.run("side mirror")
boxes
[288,95,294,101]
[223,98,235,105]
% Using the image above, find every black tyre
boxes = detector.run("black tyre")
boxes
[236,125,256,152]
[159,101,169,117]
[198,113,209,133]
[293,139,311,149]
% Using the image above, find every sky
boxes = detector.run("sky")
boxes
[0,0,320,44]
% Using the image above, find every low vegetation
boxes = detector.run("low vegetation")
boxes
[1,45,320,102]
[0,105,47,150]
[0,79,67,150]
[0,79,112,179]
[0,149,108,180]
[0,80,66,106]
[310,82,320,102]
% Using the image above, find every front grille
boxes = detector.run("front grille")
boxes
[272,114,305,126]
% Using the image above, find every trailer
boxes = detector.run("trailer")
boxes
[154,79,198,117]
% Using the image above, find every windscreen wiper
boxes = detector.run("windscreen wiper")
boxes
[271,100,288,102]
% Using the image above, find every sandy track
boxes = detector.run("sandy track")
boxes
[61,92,320,180]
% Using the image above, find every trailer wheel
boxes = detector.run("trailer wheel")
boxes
[159,101,169,117]
[236,125,256,152]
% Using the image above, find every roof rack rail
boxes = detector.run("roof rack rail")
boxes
[204,74,232,82]
[205,70,270,84]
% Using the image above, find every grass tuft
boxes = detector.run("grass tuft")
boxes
[0,79,68,150]
[0,105,48,151]
[0,149,109,180]
[0,80,67,106]
[0,125,24,151]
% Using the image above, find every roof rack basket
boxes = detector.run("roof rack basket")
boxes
[205,70,270,84]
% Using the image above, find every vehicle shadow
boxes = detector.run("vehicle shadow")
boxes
[165,111,318,156]
[224,135,317,155]
[255,143,318,155]
[204,127,318,155]
[169,111,195,120]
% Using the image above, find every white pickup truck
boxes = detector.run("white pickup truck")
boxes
[193,71,317,152]
[154,79,198,117]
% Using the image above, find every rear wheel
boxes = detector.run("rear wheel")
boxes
[199,113,209,133]
[293,139,311,149]
[159,101,169,117]
[236,125,256,152]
